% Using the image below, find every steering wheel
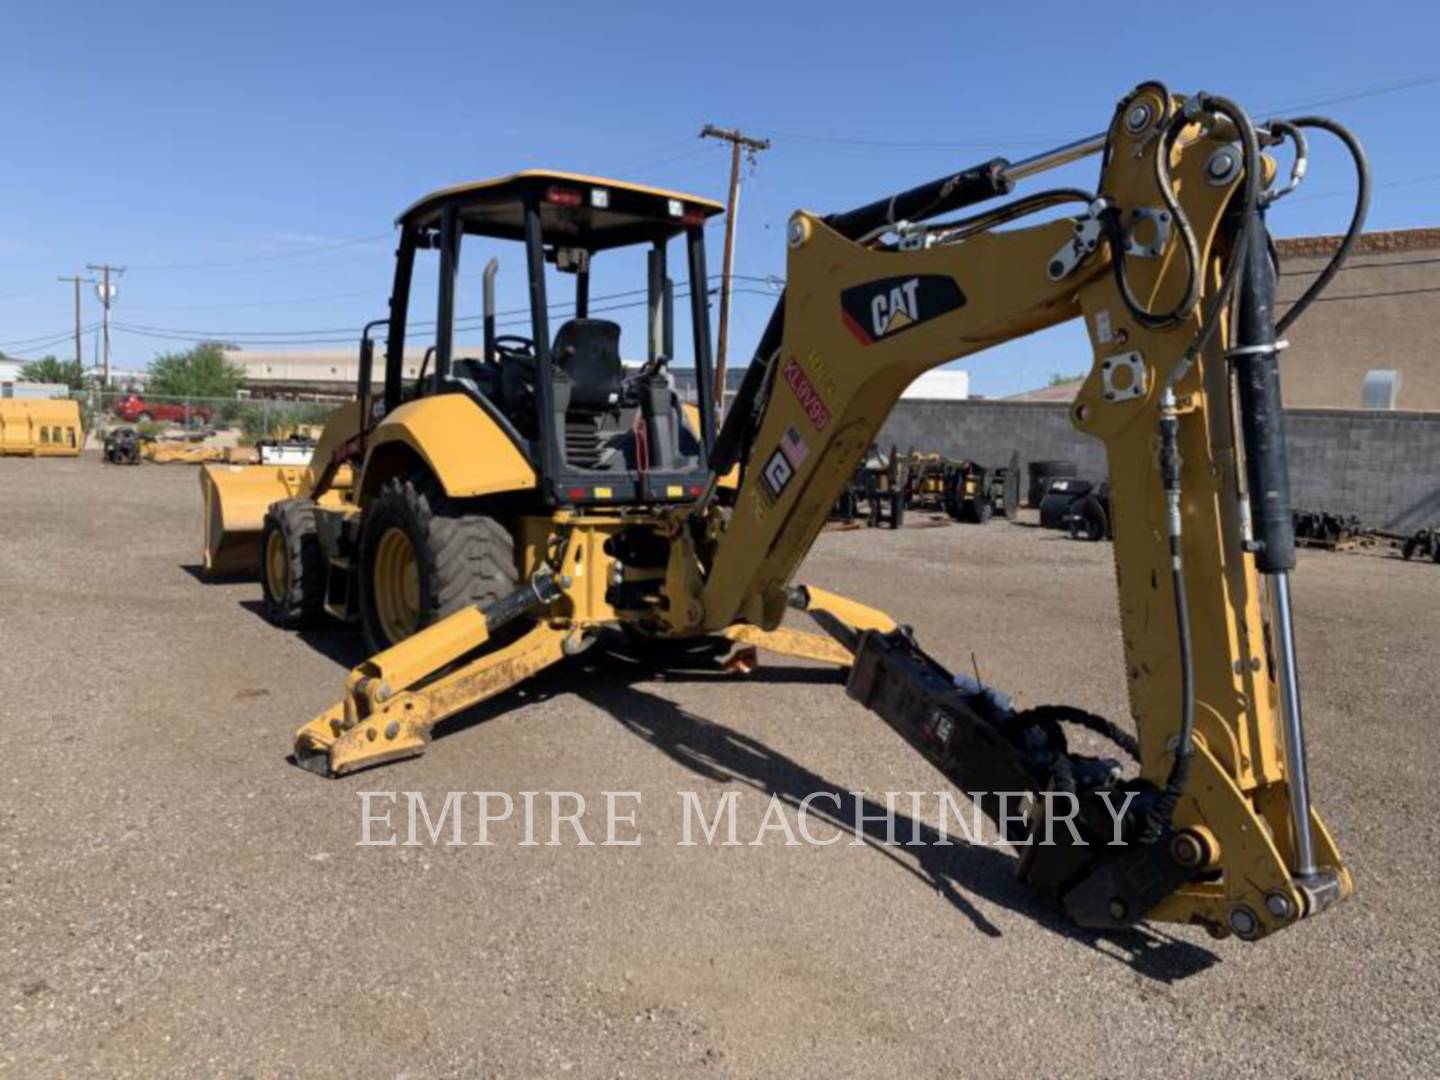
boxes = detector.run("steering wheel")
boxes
[493,334,534,361]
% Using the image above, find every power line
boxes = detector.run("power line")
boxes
[1,325,101,357]
[108,288,782,348]
[1284,170,1440,205]
[1279,255,1440,277]
[0,323,98,348]
[125,286,384,312]
[133,233,392,272]
[769,129,1060,151]
[1280,284,1440,305]
[770,72,1440,158]
[103,274,782,341]
[1258,72,1440,117]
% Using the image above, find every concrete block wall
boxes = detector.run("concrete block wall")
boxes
[879,399,1440,532]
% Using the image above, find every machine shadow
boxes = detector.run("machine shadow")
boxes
[237,599,372,669]
[253,614,1217,982]
[433,636,1221,982]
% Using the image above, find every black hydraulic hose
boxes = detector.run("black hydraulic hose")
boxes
[1107,109,1203,330]
[1137,96,1262,841]
[1166,94,1264,391]
[1142,397,1195,843]
[1275,117,1370,335]
[1260,119,1308,206]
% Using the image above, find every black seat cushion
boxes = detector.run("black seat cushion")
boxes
[552,319,622,412]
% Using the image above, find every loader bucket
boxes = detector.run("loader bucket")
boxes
[199,463,306,577]
[0,399,83,457]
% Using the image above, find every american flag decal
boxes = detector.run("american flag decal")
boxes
[780,426,809,468]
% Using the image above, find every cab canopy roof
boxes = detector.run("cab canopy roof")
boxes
[398,170,725,252]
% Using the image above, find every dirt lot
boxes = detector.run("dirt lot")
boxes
[2,454,1437,1078]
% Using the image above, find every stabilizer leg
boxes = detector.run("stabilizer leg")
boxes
[293,570,567,777]
[721,583,900,667]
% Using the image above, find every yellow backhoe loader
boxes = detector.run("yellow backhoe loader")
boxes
[203,84,1368,941]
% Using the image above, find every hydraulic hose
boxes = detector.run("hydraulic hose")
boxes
[1138,95,1262,840]
[1275,117,1370,335]
[1141,389,1195,843]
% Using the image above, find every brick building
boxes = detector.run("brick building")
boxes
[1009,227,1440,412]
[1275,227,1440,411]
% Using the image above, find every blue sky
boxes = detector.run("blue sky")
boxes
[1,0,1436,396]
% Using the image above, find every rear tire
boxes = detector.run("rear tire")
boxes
[1068,496,1108,542]
[357,473,519,654]
[260,499,326,627]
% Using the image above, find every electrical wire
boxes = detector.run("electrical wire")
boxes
[102,274,781,342]
[133,233,392,273]
[108,288,780,347]
[1277,254,1440,277]
[1257,71,1440,117]
[1,324,96,348]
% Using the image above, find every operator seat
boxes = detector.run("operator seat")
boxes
[550,319,630,471]
[552,319,623,411]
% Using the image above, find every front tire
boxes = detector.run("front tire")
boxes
[260,499,325,627]
[357,473,519,654]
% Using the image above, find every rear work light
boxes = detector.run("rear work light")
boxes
[545,185,584,207]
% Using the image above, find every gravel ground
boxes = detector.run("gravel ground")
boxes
[2,454,1437,1078]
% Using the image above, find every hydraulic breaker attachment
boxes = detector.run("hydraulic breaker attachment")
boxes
[294,570,566,776]
[845,628,1350,939]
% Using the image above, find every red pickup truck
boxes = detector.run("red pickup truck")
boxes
[113,394,212,425]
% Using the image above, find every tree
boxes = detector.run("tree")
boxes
[146,342,245,401]
[18,356,89,391]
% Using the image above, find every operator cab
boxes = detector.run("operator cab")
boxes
[363,170,725,507]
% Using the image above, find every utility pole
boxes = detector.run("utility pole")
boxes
[699,125,769,413]
[57,274,95,372]
[86,262,125,387]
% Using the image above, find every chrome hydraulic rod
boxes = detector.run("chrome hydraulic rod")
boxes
[1270,572,1318,878]
[1000,133,1106,184]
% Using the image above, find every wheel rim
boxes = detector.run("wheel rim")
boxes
[264,529,288,601]
[373,526,420,644]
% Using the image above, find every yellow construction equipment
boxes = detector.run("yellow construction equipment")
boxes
[204,91,1368,941]
[200,403,360,574]
[0,399,83,457]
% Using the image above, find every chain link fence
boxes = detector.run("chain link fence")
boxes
[70,388,343,448]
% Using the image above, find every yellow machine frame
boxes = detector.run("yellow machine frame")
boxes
[257,85,1358,942]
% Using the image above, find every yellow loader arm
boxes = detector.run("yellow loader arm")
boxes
[299,83,1360,942]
